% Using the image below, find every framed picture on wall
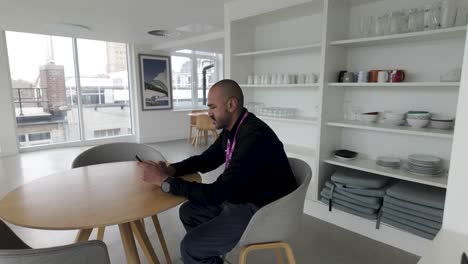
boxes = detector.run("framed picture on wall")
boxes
[138,54,172,110]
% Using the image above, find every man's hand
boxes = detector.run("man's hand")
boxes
[137,160,174,186]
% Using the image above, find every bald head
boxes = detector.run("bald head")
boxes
[210,79,244,108]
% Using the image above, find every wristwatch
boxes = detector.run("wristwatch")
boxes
[161,177,172,193]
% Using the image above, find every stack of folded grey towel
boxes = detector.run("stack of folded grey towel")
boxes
[379,181,445,240]
[320,168,390,220]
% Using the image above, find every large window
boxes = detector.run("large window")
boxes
[171,50,221,109]
[6,31,132,147]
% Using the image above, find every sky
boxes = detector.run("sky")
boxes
[5,31,108,83]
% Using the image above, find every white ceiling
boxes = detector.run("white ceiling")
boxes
[0,0,232,52]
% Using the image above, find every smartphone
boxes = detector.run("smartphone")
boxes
[135,155,143,162]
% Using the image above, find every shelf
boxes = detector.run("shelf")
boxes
[284,144,316,158]
[258,115,318,125]
[323,156,448,188]
[233,43,321,57]
[326,120,453,139]
[241,83,320,88]
[330,26,467,47]
[328,82,460,87]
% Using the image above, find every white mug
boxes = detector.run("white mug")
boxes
[357,71,368,83]
[297,74,306,84]
[377,71,389,83]
[254,75,261,85]
[247,75,254,84]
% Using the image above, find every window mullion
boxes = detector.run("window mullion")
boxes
[72,38,85,141]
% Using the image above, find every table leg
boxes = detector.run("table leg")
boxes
[152,215,172,264]
[119,223,141,264]
[131,220,160,264]
[75,228,92,243]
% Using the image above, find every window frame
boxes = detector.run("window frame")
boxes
[4,31,137,152]
[171,50,222,110]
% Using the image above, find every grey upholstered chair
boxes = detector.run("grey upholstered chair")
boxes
[0,220,110,264]
[72,142,165,168]
[71,142,166,241]
[0,240,110,264]
[225,157,312,264]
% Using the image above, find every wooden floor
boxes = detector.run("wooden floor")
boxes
[0,139,420,264]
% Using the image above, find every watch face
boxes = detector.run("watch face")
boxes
[162,181,170,193]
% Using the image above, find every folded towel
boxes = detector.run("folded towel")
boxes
[381,216,435,240]
[331,168,389,189]
[322,187,381,209]
[386,181,446,209]
[384,196,443,217]
[320,197,377,220]
[320,192,378,214]
[382,212,439,235]
[383,201,442,223]
[326,181,382,205]
[334,182,386,197]
[382,207,442,229]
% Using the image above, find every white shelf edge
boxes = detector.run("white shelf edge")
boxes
[240,83,320,88]
[233,43,322,57]
[326,120,453,139]
[322,157,448,188]
[284,144,316,158]
[258,115,318,125]
[328,82,460,87]
[330,26,467,47]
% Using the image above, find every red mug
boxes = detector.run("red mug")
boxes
[390,70,405,83]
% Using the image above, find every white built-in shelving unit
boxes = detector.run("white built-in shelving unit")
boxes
[226,0,468,255]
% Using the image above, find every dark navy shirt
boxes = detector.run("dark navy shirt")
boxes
[169,109,297,207]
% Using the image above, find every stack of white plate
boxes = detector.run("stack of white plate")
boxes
[376,156,401,168]
[406,154,443,176]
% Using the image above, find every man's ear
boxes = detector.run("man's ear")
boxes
[227,97,239,112]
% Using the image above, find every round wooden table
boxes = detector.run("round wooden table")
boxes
[0,161,201,264]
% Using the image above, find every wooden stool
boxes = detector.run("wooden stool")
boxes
[192,115,218,147]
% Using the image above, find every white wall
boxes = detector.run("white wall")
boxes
[442,32,468,234]
[131,44,190,143]
[0,30,19,157]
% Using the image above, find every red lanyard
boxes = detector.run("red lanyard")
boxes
[225,111,249,169]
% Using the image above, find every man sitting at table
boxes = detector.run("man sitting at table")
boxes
[138,79,297,264]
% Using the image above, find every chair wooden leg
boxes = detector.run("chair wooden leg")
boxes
[188,126,193,143]
[97,226,105,241]
[151,215,172,264]
[238,242,295,264]
[203,130,208,144]
[275,248,284,264]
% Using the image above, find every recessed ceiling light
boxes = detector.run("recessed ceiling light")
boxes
[148,30,182,38]
[45,23,92,33]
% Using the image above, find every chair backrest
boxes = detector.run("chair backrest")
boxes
[195,115,215,130]
[190,110,208,125]
[72,142,165,168]
[0,220,30,250]
[0,240,111,264]
[237,157,312,246]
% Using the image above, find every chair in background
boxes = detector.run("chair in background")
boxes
[192,114,218,147]
[72,142,173,263]
[225,157,312,264]
[188,109,208,143]
[0,220,110,264]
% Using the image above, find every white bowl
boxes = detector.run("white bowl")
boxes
[431,114,454,121]
[407,118,430,128]
[431,120,454,130]
[359,114,378,123]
